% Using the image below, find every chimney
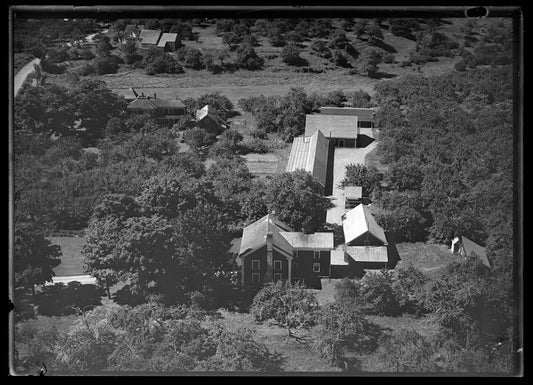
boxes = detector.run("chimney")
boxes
[263,231,274,284]
[451,236,461,254]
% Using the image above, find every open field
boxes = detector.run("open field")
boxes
[395,242,463,277]
[47,236,85,276]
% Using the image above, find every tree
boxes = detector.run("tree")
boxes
[235,43,264,70]
[346,90,374,108]
[264,170,332,233]
[96,36,113,57]
[365,22,384,45]
[357,47,382,77]
[92,56,119,75]
[69,79,127,144]
[196,92,234,120]
[15,83,77,136]
[177,46,205,70]
[268,27,286,47]
[340,163,383,198]
[358,271,402,316]
[250,281,319,335]
[327,30,351,50]
[14,223,62,295]
[182,127,215,150]
[120,38,139,65]
[313,301,381,368]
[389,19,420,40]
[281,43,306,66]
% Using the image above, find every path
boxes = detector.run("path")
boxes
[44,274,97,286]
[14,58,40,97]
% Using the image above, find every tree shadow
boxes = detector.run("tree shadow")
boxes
[372,39,398,54]
[345,44,359,59]
[370,71,397,80]
[226,110,241,119]
[289,56,310,67]
[35,282,105,316]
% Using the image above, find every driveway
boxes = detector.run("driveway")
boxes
[14,58,40,97]
[326,141,378,225]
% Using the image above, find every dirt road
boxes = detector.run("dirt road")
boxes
[14,58,40,97]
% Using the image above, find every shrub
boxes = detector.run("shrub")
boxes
[40,59,66,74]
[239,137,268,154]
[182,127,215,150]
[332,50,351,68]
[177,46,205,70]
[392,264,429,314]
[281,43,306,66]
[250,280,319,332]
[382,53,395,64]
[310,39,332,59]
[455,59,467,72]
[250,129,267,139]
[358,271,402,316]
[235,43,264,70]
[92,56,119,75]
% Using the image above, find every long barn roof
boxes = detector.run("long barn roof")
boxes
[320,107,375,121]
[285,130,329,186]
[304,114,359,139]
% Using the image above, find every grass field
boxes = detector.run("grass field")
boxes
[47,236,86,276]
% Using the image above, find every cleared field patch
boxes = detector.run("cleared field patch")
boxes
[243,153,280,176]
[47,236,86,276]
[395,242,462,277]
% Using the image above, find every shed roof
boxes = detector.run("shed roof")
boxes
[279,232,334,250]
[239,214,294,259]
[461,236,491,268]
[139,29,162,45]
[157,33,179,47]
[286,130,329,186]
[305,114,359,139]
[343,204,388,245]
[330,248,349,266]
[320,107,375,121]
[344,186,362,199]
[196,105,225,124]
[345,246,388,263]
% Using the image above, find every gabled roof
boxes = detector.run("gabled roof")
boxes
[239,214,294,259]
[305,114,359,139]
[196,105,225,125]
[285,130,329,186]
[461,236,491,268]
[127,97,158,110]
[343,204,388,245]
[157,33,179,47]
[139,29,162,45]
[320,107,375,121]
[279,232,334,250]
[345,246,388,263]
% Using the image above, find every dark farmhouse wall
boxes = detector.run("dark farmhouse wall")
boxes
[242,245,267,286]
[242,246,289,286]
[292,250,330,288]
[330,138,356,148]
[198,116,221,134]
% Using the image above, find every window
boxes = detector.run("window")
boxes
[274,260,282,271]
[274,273,282,282]
[292,261,299,273]
[313,263,320,273]
[252,273,260,284]
[313,251,320,261]
[252,260,260,270]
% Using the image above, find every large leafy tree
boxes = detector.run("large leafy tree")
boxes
[340,163,383,198]
[357,47,382,77]
[14,223,62,294]
[263,170,332,233]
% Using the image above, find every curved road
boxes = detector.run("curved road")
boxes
[14,58,40,97]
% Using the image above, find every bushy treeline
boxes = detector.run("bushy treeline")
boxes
[15,302,282,373]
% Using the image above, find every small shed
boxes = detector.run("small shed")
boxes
[157,32,181,51]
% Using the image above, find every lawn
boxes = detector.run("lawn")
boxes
[395,242,463,278]
[47,236,86,277]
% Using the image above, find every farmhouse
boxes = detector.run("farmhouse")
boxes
[320,107,375,128]
[237,214,334,288]
[285,130,330,188]
[139,29,162,48]
[342,204,400,272]
[157,32,182,51]
[195,105,227,133]
[127,92,186,126]
[305,114,359,148]
[451,235,491,268]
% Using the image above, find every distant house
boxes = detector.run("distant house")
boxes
[342,204,400,272]
[139,29,162,48]
[451,235,491,268]
[237,214,334,288]
[195,105,227,133]
[127,92,186,126]
[305,114,359,148]
[320,107,375,128]
[157,32,182,52]
[285,130,330,189]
